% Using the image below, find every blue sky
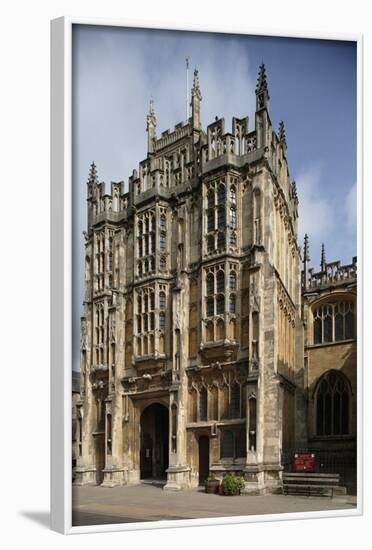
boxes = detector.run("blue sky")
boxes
[72,25,357,371]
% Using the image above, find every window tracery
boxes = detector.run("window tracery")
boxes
[94,302,105,365]
[204,177,239,254]
[135,286,156,356]
[136,209,156,278]
[315,371,350,436]
[199,387,208,421]
[313,301,355,344]
[204,263,238,343]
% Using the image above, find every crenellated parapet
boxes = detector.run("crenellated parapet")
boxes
[306,258,357,290]
[302,237,357,291]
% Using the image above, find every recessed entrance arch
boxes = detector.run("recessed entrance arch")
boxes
[140,403,169,480]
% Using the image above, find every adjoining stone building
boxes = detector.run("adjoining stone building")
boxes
[72,370,81,470]
[74,65,356,493]
[301,241,357,490]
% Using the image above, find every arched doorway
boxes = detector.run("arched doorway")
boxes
[140,403,169,480]
[198,435,210,485]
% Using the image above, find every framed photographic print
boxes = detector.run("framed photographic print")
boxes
[51,17,362,534]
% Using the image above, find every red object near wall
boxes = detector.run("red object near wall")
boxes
[292,453,316,473]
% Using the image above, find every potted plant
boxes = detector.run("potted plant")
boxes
[221,473,245,496]
[204,472,220,494]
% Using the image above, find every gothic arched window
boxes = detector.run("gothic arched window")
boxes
[229,294,236,314]
[230,185,236,204]
[160,215,166,231]
[314,316,322,344]
[199,387,208,421]
[206,273,214,295]
[248,396,257,451]
[160,232,166,252]
[217,184,226,205]
[313,301,355,344]
[229,271,237,291]
[159,291,166,309]
[159,311,165,331]
[216,295,225,315]
[217,231,226,249]
[217,207,226,229]
[235,429,246,458]
[230,207,237,230]
[207,235,214,252]
[160,257,166,271]
[217,270,225,293]
[230,382,241,418]
[220,430,234,458]
[206,297,214,317]
[207,209,215,232]
[315,371,350,436]
[207,188,215,209]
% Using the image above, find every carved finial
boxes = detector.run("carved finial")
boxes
[291,180,298,202]
[88,161,98,184]
[278,120,287,146]
[147,97,156,128]
[192,68,202,100]
[191,67,202,132]
[321,243,326,270]
[256,63,269,97]
[304,234,310,262]
[146,98,157,154]
[255,63,270,112]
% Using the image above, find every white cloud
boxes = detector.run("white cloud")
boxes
[345,182,357,231]
[297,163,334,244]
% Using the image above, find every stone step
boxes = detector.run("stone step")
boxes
[283,478,341,486]
[283,474,340,484]
[283,484,347,497]
[141,479,166,488]
[283,473,340,479]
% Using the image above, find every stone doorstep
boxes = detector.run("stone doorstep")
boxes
[283,485,347,496]
[283,473,341,479]
[75,466,97,473]
[141,479,166,488]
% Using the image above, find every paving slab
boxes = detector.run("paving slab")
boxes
[72,483,357,527]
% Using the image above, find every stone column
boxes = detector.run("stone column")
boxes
[164,274,191,490]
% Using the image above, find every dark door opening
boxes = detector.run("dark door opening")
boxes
[140,403,169,480]
[94,434,105,485]
[198,435,210,485]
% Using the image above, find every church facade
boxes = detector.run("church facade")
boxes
[74,65,357,493]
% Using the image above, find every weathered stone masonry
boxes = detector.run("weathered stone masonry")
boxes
[74,65,356,493]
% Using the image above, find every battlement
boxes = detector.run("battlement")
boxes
[303,256,357,291]
[155,120,192,151]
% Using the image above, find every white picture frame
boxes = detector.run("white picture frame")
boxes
[51,16,363,535]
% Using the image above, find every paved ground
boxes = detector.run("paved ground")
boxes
[72,483,357,527]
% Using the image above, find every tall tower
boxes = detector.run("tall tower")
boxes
[75,64,305,495]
